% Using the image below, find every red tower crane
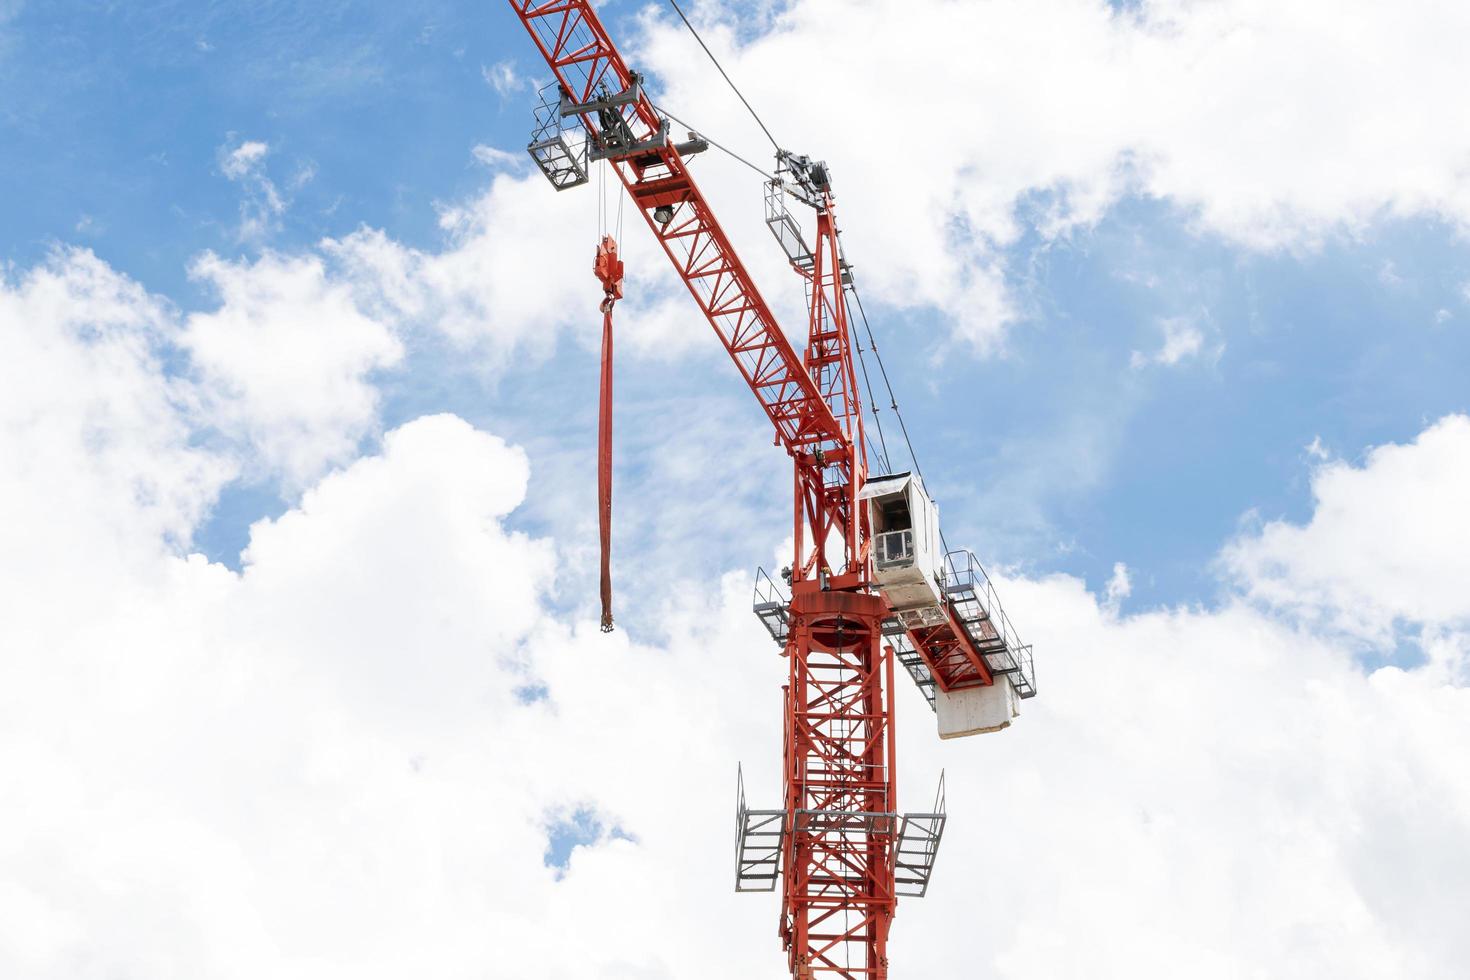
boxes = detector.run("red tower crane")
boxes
[507,3,1037,976]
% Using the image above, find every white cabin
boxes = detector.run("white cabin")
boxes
[860,472,946,630]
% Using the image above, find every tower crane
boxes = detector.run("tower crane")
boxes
[506,3,1037,976]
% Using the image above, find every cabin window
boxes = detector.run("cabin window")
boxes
[875,495,912,533]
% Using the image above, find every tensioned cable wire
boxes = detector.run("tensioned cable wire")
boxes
[616,164,626,240]
[598,157,607,237]
[648,16,940,512]
[852,282,957,556]
[652,101,775,181]
[848,281,925,485]
[666,0,782,152]
[855,277,957,556]
[855,341,892,474]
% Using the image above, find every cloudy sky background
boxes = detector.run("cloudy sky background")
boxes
[2,1,1469,977]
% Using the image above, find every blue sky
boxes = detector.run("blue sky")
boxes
[6,0,1467,622]
[3,4,1470,976]
[1,1,498,288]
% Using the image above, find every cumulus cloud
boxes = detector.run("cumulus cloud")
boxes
[926,574,1470,980]
[320,168,703,362]
[633,0,1470,348]
[0,248,234,581]
[1223,414,1470,651]
[2,240,408,500]
[184,249,404,487]
[3,242,1469,978]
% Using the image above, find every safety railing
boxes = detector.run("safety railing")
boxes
[894,771,947,897]
[752,566,790,645]
[874,528,914,569]
[942,550,1037,698]
[526,83,589,190]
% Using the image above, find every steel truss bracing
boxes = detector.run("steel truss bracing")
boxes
[782,592,895,979]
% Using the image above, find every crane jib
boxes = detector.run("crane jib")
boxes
[508,0,847,459]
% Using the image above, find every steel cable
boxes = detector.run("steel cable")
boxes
[666,0,783,152]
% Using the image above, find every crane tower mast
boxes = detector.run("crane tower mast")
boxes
[506,3,1037,976]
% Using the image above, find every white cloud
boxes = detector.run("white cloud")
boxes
[218,139,294,241]
[481,59,523,98]
[1,295,1467,977]
[928,575,1470,980]
[1223,414,1470,648]
[1130,314,1207,368]
[289,161,317,191]
[9,239,410,500]
[470,144,522,170]
[3,244,1470,976]
[631,0,1470,348]
[184,249,404,487]
[320,167,703,363]
[221,140,270,181]
[1104,560,1132,610]
[0,248,234,576]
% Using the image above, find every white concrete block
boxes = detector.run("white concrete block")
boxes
[935,679,1019,738]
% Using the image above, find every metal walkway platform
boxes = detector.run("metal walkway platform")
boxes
[733,768,949,898]
[735,766,785,892]
[752,566,790,646]
[525,84,589,190]
[894,773,947,897]
[883,622,938,710]
[940,550,1036,699]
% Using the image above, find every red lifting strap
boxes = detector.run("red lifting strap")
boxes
[593,235,623,633]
